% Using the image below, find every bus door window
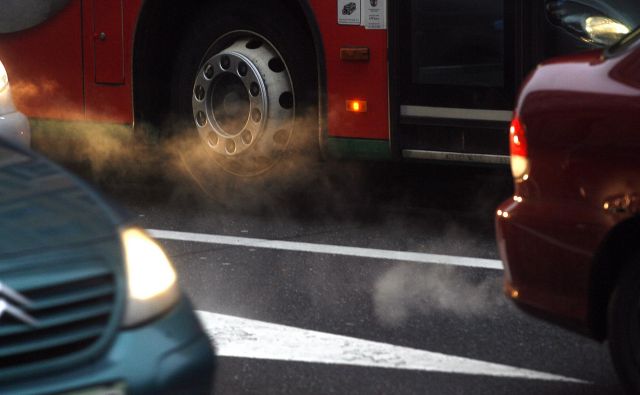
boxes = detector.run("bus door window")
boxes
[411,0,505,88]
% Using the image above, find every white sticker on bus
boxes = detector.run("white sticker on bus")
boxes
[338,0,361,25]
[362,0,386,29]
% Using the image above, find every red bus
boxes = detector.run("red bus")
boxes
[0,0,637,177]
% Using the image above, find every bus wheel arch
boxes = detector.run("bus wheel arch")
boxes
[132,0,325,167]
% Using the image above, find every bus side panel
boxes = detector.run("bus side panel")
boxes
[0,0,85,120]
[82,0,142,123]
[308,1,389,141]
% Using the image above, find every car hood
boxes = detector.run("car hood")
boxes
[0,141,129,257]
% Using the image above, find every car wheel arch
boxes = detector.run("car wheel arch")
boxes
[588,215,640,340]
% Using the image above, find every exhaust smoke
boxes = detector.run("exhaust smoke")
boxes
[28,104,377,218]
[373,263,506,328]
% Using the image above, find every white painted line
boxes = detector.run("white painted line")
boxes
[147,229,503,270]
[197,311,588,384]
[401,105,513,122]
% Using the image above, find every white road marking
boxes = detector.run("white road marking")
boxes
[147,229,503,270]
[197,311,587,384]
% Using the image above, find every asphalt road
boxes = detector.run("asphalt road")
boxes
[95,159,624,395]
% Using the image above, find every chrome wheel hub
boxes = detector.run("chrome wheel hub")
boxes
[192,35,295,173]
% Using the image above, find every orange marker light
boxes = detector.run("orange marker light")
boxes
[340,47,370,62]
[346,100,367,113]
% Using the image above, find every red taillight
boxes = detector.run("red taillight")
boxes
[509,116,530,181]
[509,117,527,157]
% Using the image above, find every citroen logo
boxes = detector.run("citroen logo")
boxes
[0,282,38,326]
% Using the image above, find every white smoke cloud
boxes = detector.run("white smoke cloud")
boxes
[373,263,506,328]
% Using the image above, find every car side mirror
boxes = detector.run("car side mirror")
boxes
[546,0,631,46]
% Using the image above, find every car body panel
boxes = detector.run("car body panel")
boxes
[1,297,214,395]
[0,140,215,393]
[0,111,30,147]
[0,143,122,256]
[497,198,611,331]
[0,61,31,147]
[496,36,640,335]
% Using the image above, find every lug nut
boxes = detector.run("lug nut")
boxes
[194,85,205,101]
[250,82,260,97]
[251,108,262,123]
[226,139,236,153]
[242,130,252,144]
[196,111,207,127]
[238,61,248,76]
[207,132,219,147]
[220,56,231,70]
[204,64,214,79]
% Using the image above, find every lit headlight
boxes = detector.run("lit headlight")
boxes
[584,16,630,46]
[120,227,180,327]
[0,61,8,92]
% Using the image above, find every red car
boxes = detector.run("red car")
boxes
[496,28,640,394]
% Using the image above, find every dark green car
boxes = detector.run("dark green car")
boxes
[0,140,215,394]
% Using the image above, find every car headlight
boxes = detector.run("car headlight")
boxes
[0,61,8,92]
[584,16,630,46]
[120,227,180,327]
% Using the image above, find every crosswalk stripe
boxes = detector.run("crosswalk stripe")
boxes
[197,311,587,384]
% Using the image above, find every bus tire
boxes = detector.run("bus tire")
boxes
[170,0,318,183]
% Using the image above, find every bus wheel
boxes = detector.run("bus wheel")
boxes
[171,1,317,180]
[608,257,640,394]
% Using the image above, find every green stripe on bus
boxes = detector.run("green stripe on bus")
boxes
[327,138,391,160]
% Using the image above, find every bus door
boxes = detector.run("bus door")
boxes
[391,0,523,163]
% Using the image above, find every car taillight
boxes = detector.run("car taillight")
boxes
[509,116,530,181]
